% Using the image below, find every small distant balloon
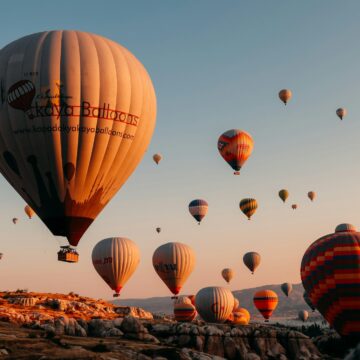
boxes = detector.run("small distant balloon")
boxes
[239,198,258,220]
[24,205,35,219]
[303,291,316,312]
[278,89,292,105]
[156,227,161,234]
[188,199,208,224]
[243,252,261,274]
[291,204,298,210]
[298,310,309,322]
[153,153,162,165]
[221,268,234,283]
[0,253,3,260]
[307,191,316,202]
[336,108,347,120]
[12,218,18,224]
[278,189,289,203]
[281,283,293,297]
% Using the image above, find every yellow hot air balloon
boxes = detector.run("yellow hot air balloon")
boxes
[239,198,258,220]
[0,31,156,256]
[24,205,35,219]
[232,308,250,325]
[307,191,316,202]
[92,237,140,297]
[278,189,289,203]
[153,153,162,165]
[221,268,234,283]
[152,242,195,298]
[278,89,292,105]
[336,108,347,120]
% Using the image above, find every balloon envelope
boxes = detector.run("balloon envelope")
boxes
[221,268,234,283]
[243,252,261,274]
[253,290,278,321]
[278,189,289,203]
[239,198,258,220]
[336,108,347,120]
[92,237,140,296]
[12,218,18,224]
[217,129,254,175]
[153,153,162,164]
[152,242,195,296]
[278,89,292,105]
[174,302,197,322]
[303,291,316,312]
[156,227,161,234]
[233,308,250,325]
[0,30,156,247]
[24,205,35,219]
[298,310,309,322]
[307,191,316,202]
[281,283,293,297]
[188,199,208,224]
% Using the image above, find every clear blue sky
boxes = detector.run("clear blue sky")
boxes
[0,1,360,300]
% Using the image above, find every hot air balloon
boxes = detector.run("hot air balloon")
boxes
[243,252,261,274]
[303,291,316,312]
[0,253,3,260]
[12,218,18,224]
[298,310,309,322]
[188,294,196,306]
[336,108,347,120]
[174,302,197,322]
[278,89,292,105]
[24,205,35,219]
[188,199,208,224]
[152,242,195,298]
[156,227,161,234]
[233,308,250,325]
[221,268,234,283]
[239,198,258,220]
[301,224,360,341]
[92,237,140,297]
[281,283,293,297]
[233,297,240,311]
[153,153,162,165]
[291,204,298,210]
[195,286,234,323]
[307,191,316,202]
[174,296,192,305]
[0,31,156,259]
[253,290,278,322]
[278,189,289,203]
[217,129,254,175]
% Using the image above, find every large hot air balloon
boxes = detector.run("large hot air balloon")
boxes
[278,189,289,203]
[336,108,347,120]
[92,237,140,297]
[217,129,254,175]
[195,286,234,323]
[243,252,261,274]
[221,268,234,283]
[239,198,258,220]
[301,224,360,341]
[12,218,18,224]
[278,89,292,105]
[303,291,316,312]
[156,227,161,234]
[188,199,208,224]
[253,290,278,322]
[152,242,195,298]
[0,31,156,258]
[307,191,316,202]
[174,302,197,322]
[281,283,293,297]
[298,310,309,322]
[153,153,162,165]
[24,205,35,219]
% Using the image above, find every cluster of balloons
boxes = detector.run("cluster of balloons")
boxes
[278,189,316,211]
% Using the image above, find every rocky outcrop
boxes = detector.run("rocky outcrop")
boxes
[115,305,154,319]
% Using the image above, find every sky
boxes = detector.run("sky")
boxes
[0,0,360,300]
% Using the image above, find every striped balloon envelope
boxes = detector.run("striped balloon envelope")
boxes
[278,189,289,203]
[253,290,278,321]
[217,129,254,175]
[301,224,360,341]
[174,302,197,322]
[188,199,208,224]
[239,198,258,220]
[243,252,261,274]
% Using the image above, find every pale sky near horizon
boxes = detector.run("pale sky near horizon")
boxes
[0,1,360,301]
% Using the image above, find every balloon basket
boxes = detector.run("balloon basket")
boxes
[171,296,178,300]
[113,293,120,298]
[234,171,240,175]
[57,246,79,263]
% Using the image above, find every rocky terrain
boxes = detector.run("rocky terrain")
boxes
[0,291,356,359]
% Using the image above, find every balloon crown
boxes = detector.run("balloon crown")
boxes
[335,223,357,233]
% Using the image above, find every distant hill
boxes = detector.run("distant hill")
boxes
[115,283,315,319]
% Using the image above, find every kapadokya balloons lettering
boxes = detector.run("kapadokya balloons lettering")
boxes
[281,282,293,297]
[253,290,278,322]
[174,302,197,322]
[336,108,347,120]
[303,291,316,312]
[12,218,18,224]
[188,199,208,224]
[307,191,316,202]
[278,89,292,105]
[298,310,309,322]
[152,242,195,297]
[92,237,140,297]
[24,205,35,219]
[153,153,162,165]
[0,30,156,250]
[217,129,254,175]
[301,224,360,340]
[221,268,234,283]
[239,198,258,220]
[243,252,261,274]
[195,286,234,323]
[278,189,289,203]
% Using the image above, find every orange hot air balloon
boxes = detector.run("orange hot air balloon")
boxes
[336,108,347,120]
[217,129,254,175]
[307,191,316,202]
[152,242,195,298]
[278,89,292,105]
[24,205,35,219]
[233,308,250,325]
[0,31,156,255]
[253,290,278,322]
[153,153,162,165]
